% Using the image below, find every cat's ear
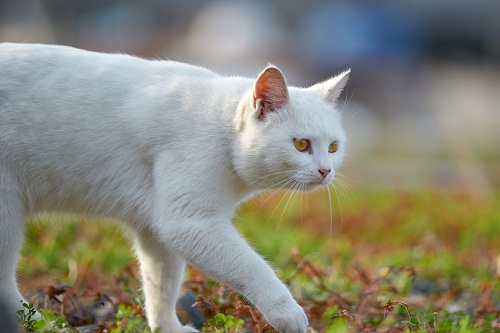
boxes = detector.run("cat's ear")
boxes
[309,69,350,104]
[253,66,289,120]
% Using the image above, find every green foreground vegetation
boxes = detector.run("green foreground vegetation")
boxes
[18,188,499,332]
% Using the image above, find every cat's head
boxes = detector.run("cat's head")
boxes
[233,65,350,192]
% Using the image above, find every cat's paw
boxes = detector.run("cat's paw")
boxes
[263,301,308,333]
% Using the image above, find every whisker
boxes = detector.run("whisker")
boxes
[336,175,354,190]
[340,109,359,127]
[299,181,304,225]
[330,183,344,233]
[247,170,295,188]
[336,171,359,185]
[265,178,296,227]
[333,178,351,200]
[255,176,297,212]
[276,180,300,232]
[335,173,357,204]
[326,183,333,235]
[339,88,354,112]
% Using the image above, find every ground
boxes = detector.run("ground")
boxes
[18,188,500,332]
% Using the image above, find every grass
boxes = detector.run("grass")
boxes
[17,187,499,332]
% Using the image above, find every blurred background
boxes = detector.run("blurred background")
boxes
[1,0,499,197]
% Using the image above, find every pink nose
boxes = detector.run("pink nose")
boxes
[318,169,331,179]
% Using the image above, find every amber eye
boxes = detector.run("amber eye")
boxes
[294,138,309,152]
[328,141,339,153]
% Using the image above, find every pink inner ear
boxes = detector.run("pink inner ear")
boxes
[253,67,289,115]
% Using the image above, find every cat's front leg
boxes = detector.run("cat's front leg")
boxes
[134,228,198,333]
[161,220,308,333]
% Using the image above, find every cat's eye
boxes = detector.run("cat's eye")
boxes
[328,141,339,153]
[294,138,309,152]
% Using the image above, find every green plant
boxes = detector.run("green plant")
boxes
[326,318,349,333]
[124,287,146,307]
[109,303,152,333]
[16,300,38,332]
[16,300,69,333]
[203,313,244,333]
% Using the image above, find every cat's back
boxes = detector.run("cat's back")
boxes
[0,43,217,85]
[0,43,223,140]
[0,43,137,82]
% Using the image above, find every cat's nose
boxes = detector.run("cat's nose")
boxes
[318,169,331,179]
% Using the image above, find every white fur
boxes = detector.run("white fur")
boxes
[0,43,349,333]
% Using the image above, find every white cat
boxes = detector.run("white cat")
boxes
[0,43,349,333]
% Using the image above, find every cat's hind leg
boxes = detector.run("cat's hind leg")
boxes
[134,228,198,333]
[0,170,31,319]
